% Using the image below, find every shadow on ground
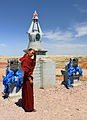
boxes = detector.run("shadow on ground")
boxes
[15,98,23,108]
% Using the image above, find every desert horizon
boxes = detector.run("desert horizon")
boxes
[0,55,87,81]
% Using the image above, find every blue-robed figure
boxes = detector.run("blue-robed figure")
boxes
[2,58,23,97]
[61,57,82,88]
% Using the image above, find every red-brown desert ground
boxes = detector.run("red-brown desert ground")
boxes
[0,55,87,120]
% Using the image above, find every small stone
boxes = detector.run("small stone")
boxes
[76,108,80,111]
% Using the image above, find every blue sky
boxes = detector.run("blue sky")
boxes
[0,0,87,56]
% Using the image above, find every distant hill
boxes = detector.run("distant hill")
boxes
[46,55,87,69]
[0,55,87,69]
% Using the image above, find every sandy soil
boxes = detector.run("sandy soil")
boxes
[0,56,87,120]
[0,77,87,120]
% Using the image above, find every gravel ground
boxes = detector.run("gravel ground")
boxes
[0,80,87,120]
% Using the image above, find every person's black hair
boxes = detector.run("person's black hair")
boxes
[28,48,33,51]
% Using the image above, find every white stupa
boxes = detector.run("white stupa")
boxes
[24,11,56,89]
[24,11,47,55]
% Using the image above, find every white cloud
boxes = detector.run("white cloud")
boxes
[43,30,73,41]
[73,4,79,8]
[43,42,87,55]
[43,22,87,41]
[74,22,87,37]
[80,9,87,13]
[42,22,87,55]
[0,43,7,47]
[73,4,87,13]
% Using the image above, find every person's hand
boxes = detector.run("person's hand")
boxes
[33,50,36,60]
[29,76,33,84]
[33,50,36,56]
[30,79,33,84]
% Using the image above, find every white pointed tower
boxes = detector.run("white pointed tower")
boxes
[24,11,47,55]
